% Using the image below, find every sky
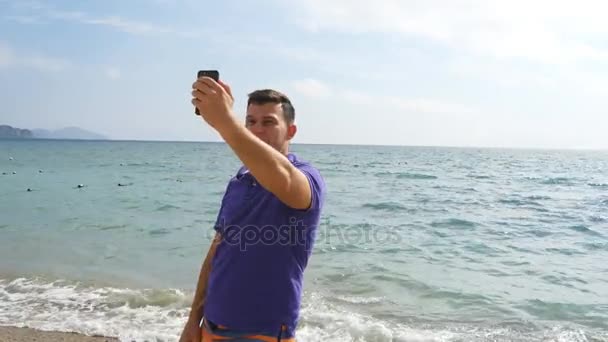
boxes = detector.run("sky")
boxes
[1,0,607,149]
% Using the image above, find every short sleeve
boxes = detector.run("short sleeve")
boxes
[213,177,236,234]
[295,163,326,212]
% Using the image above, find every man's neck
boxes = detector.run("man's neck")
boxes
[279,145,289,156]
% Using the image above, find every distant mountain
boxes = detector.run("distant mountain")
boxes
[1,125,107,140]
[31,127,108,140]
[0,125,33,138]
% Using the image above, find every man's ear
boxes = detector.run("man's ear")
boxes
[287,124,297,140]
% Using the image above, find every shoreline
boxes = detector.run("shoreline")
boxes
[0,326,119,342]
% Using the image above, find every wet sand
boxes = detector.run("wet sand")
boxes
[0,326,119,342]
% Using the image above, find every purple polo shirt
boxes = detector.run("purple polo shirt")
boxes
[203,152,326,335]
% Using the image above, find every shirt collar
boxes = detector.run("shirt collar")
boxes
[236,153,298,179]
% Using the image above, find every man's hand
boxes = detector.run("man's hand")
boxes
[191,77,236,132]
[179,316,202,342]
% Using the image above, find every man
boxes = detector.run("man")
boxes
[179,76,326,342]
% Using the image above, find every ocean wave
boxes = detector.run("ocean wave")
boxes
[100,224,128,231]
[317,160,342,166]
[1,277,607,342]
[540,274,588,289]
[498,198,543,207]
[524,229,553,238]
[567,225,603,237]
[540,177,575,185]
[588,182,608,188]
[580,242,608,251]
[362,202,408,212]
[430,218,477,229]
[507,244,543,255]
[422,289,496,308]
[148,228,171,236]
[365,161,391,167]
[302,292,608,342]
[500,260,531,267]
[397,173,438,180]
[525,195,552,200]
[589,215,607,223]
[334,295,385,305]
[545,247,586,256]
[374,172,437,180]
[515,300,608,330]
[299,292,455,342]
[0,277,190,342]
[466,174,492,179]
[379,247,407,254]
[464,242,506,256]
[155,204,181,212]
[122,162,153,168]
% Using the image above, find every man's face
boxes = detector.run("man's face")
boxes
[245,103,295,152]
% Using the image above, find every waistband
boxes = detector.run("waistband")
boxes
[201,318,296,342]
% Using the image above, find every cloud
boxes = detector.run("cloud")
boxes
[449,59,559,89]
[0,43,14,67]
[292,79,332,98]
[7,1,203,37]
[4,15,41,24]
[24,55,70,72]
[78,15,185,36]
[449,56,608,98]
[105,67,121,80]
[292,78,473,115]
[0,42,70,71]
[287,0,608,65]
[340,90,474,115]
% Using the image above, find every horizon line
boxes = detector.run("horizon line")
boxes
[2,137,607,152]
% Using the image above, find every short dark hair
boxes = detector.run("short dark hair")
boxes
[247,89,295,125]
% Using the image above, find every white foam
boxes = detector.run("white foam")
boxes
[335,295,385,304]
[298,292,456,342]
[0,277,190,342]
[0,278,605,342]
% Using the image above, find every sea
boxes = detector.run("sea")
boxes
[1,139,607,342]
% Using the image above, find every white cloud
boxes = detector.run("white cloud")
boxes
[0,42,69,71]
[292,79,332,98]
[81,16,173,35]
[449,59,559,89]
[105,67,121,80]
[4,15,41,24]
[450,57,608,98]
[8,1,202,37]
[292,78,473,115]
[24,55,70,71]
[287,0,608,65]
[0,42,14,67]
[340,89,474,115]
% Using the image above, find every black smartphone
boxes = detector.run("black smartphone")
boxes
[195,70,220,115]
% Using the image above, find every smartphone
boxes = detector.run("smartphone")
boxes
[195,70,220,115]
